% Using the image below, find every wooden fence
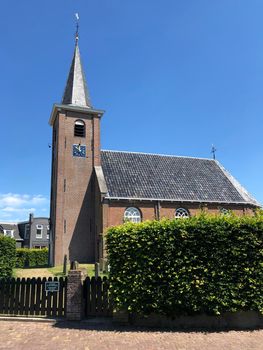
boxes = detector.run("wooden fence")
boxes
[0,277,67,317]
[83,276,112,317]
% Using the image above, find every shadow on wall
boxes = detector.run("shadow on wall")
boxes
[69,176,95,263]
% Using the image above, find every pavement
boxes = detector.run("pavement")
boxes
[0,318,262,350]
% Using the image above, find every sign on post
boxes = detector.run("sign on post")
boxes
[45,281,60,293]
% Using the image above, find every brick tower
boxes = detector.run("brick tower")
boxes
[49,34,104,266]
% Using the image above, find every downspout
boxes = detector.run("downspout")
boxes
[155,201,161,220]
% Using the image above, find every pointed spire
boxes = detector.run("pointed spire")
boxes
[62,15,92,108]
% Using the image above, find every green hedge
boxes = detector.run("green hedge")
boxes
[16,248,48,268]
[0,236,16,277]
[107,214,263,316]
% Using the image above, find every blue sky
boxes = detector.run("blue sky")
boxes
[0,0,262,222]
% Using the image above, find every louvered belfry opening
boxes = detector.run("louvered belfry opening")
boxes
[74,120,85,137]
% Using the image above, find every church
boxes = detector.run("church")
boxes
[49,34,260,267]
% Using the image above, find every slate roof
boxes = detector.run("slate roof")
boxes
[62,43,92,108]
[0,223,23,241]
[101,150,259,206]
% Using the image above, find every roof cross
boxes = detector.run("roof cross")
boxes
[211,144,217,160]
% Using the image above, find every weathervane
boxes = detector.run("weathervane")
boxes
[75,13,80,44]
[211,144,217,160]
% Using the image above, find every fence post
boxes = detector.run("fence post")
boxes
[63,255,68,275]
[66,263,86,321]
[95,263,99,279]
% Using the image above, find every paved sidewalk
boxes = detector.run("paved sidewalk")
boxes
[0,319,262,350]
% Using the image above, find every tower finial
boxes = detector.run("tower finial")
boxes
[75,13,80,45]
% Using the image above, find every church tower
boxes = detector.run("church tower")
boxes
[49,32,104,266]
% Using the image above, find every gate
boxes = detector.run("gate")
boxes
[0,277,67,317]
[83,276,112,317]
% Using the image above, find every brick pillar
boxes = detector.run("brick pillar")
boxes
[66,270,86,320]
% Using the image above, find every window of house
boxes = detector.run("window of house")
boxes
[220,208,230,216]
[25,224,30,239]
[4,230,14,238]
[124,207,142,223]
[47,225,50,240]
[175,208,190,218]
[36,225,43,238]
[74,120,85,137]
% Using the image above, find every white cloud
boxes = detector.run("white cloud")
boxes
[2,207,36,213]
[0,193,49,223]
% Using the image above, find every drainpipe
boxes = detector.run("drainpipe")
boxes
[155,201,161,220]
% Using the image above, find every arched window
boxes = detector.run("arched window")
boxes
[175,208,189,218]
[74,120,85,137]
[220,207,230,216]
[124,207,142,223]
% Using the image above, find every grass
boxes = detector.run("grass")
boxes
[14,264,107,278]
[48,264,95,277]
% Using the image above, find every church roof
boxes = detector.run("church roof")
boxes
[62,43,92,107]
[100,150,259,206]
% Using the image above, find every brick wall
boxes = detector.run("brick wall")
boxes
[103,200,254,228]
[50,108,102,266]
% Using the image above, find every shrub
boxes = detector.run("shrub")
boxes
[107,214,263,316]
[0,236,16,277]
[16,248,48,268]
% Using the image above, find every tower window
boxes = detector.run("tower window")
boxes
[74,120,85,137]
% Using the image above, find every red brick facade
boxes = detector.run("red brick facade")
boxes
[50,106,102,266]
[103,201,254,228]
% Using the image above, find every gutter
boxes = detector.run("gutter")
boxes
[103,196,259,207]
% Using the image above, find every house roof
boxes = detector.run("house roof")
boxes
[100,150,260,206]
[0,223,23,241]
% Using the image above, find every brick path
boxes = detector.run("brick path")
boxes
[0,319,262,350]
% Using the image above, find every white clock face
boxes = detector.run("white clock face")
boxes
[73,144,86,158]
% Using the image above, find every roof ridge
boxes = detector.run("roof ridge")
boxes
[101,149,214,161]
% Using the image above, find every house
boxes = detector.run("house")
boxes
[18,214,50,249]
[0,214,49,249]
[0,223,23,248]
[49,33,260,267]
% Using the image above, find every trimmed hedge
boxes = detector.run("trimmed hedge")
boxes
[107,214,263,316]
[16,248,49,268]
[0,236,16,277]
